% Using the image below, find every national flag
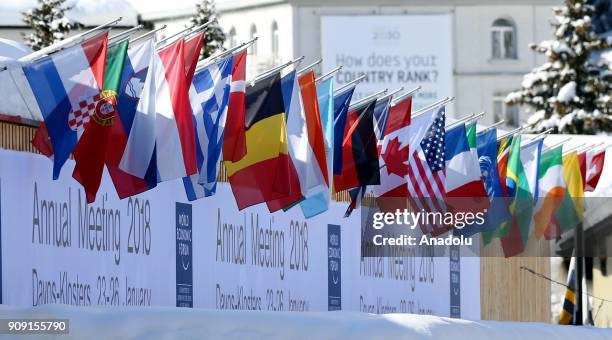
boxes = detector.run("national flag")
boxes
[223,72,293,211]
[222,50,247,162]
[497,136,513,197]
[72,39,129,203]
[559,255,594,325]
[120,38,198,182]
[585,149,605,192]
[372,96,392,142]
[532,146,565,240]
[263,69,316,212]
[406,106,447,236]
[300,77,334,218]
[182,54,233,201]
[292,70,329,217]
[372,96,412,210]
[500,137,543,257]
[476,129,511,235]
[332,86,356,176]
[105,38,158,199]
[482,135,513,244]
[23,31,108,179]
[445,123,487,198]
[445,123,488,236]
[333,99,380,193]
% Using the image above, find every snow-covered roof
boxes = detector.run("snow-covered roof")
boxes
[0,0,138,27]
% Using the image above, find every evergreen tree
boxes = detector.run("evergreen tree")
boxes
[506,0,611,134]
[22,0,73,51]
[190,0,226,59]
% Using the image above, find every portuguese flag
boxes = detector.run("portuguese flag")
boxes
[73,40,129,203]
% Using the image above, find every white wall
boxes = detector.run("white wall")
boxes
[219,4,294,79]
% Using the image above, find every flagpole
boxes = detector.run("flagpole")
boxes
[445,113,475,130]
[411,97,454,118]
[17,17,123,63]
[562,143,587,156]
[573,141,605,155]
[391,86,421,105]
[349,89,388,111]
[477,120,505,136]
[376,87,403,102]
[185,21,213,38]
[575,223,584,326]
[297,59,322,76]
[542,137,571,152]
[109,24,143,43]
[130,25,167,44]
[250,56,305,85]
[315,66,342,83]
[334,74,366,95]
[156,21,211,48]
[196,38,257,72]
[496,126,525,141]
[464,112,485,125]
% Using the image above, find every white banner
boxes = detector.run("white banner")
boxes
[0,150,479,318]
[321,15,454,115]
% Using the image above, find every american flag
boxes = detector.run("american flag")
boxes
[182,54,234,200]
[406,106,448,235]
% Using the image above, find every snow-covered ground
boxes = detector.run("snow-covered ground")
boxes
[0,305,610,339]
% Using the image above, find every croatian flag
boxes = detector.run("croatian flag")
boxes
[120,38,198,182]
[23,31,108,179]
[182,54,233,200]
[105,38,158,198]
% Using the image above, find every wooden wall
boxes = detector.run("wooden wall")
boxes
[0,119,551,322]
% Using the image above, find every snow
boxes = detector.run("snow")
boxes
[557,81,577,102]
[0,305,611,339]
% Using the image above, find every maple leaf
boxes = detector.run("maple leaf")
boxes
[382,137,409,178]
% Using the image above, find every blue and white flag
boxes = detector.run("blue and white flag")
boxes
[183,55,233,200]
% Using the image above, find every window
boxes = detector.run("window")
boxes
[491,18,517,59]
[250,24,257,55]
[271,21,279,59]
[228,27,236,48]
[493,92,519,127]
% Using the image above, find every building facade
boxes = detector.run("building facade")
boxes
[142,0,559,125]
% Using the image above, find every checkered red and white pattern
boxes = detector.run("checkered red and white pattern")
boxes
[68,93,101,132]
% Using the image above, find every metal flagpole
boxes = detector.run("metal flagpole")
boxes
[477,120,505,136]
[333,74,366,95]
[250,56,305,85]
[297,59,322,76]
[562,143,587,156]
[17,17,123,63]
[130,25,167,44]
[575,225,584,325]
[315,66,342,83]
[391,86,421,105]
[109,24,143,43]
[542,137,571,152]
[411,97,454,119]
[348,89,388,111]
[496,126,525,141]
[156,21,211,49]
[445,113,475,130]
[376,87,403,102]
[196,38,258,72]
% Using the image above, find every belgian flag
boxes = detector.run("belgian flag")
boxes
[224,72,300,210]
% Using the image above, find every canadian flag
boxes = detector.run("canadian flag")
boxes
[585,149,605,192]
[372,96,412,206]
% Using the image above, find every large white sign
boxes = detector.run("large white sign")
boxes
[321,15,454,115]
[0,150,478,318]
